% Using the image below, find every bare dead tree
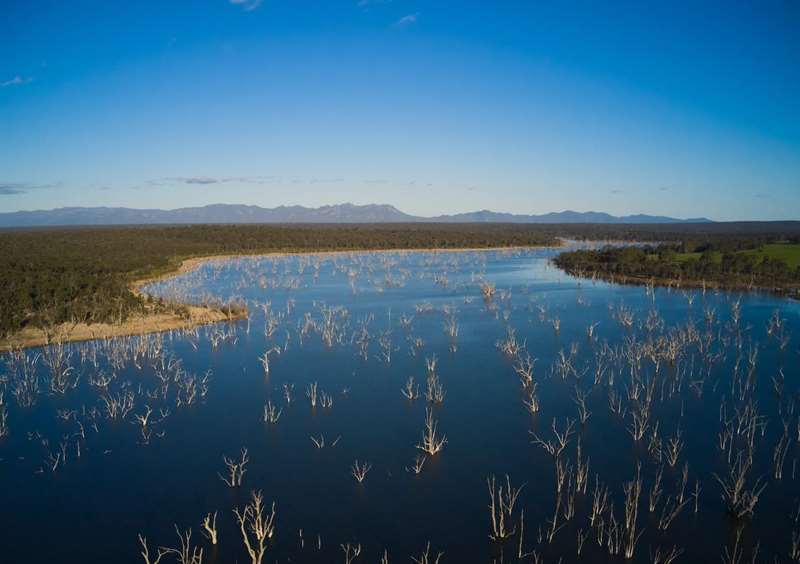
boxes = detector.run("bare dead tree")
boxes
[8,350,41,408]
[320,390,334,409]
[233,490,276,564]
[487,474,524,541]
[720,528,760,564]
[406,454,427,475]
[351,460,372,484]
[425,371,446,404]
[101,391,135,420]
[573,387,592,425]
[649,465,664,513]
[522,383,540,415]
[219,448,249,487]
[665,428,683,468]
[628,403,650,442]
[658,494,690,531]
[425,354,438,376]
[201,512,218,545]
[306,382,318,408]
[622,464,643,559]
[498,327,523,357]
[692,480,702,514]
[377,330,395,364]
[513,352,536,388]
[258,347,281,376]
[164,526,204,564]
[310,434,341,449]
[42,340,78,395]
[133,405,158,445]
[480,281,496,300]
[401,376,420,400]
[411,542,443,564]
[417,407,447,455]
[650,545,684,564]
[774,423,790,480]
[577,528,589,556]
[714,451,767,519]
[263,401,282,424]
[341,543,362,564]
[575,440,590,494]
[138,534,169,564]
[0,402,7,439]
[530,417,575,458]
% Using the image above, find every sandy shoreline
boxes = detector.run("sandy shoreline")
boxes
[1,245,549,352]
[0,306,243,353]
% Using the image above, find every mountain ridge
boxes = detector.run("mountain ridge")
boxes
[0,203,714,227]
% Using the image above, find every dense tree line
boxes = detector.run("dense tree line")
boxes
[555,221,800,242]
[554,241,800,293]
[0,223,558,337]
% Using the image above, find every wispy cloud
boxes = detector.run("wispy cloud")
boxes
[1,75,33,88]
[176,177,222,185]
[228,0,263,12]
[0,185,26,196]
[152,176,274,186]
[0,181,59,196]
[308,177,344,184]
[393,13,419,28]
[754,193,770,200]
[358,0,392,7]
[610,189,624,195]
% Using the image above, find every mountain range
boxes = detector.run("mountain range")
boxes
[0,203,713,227]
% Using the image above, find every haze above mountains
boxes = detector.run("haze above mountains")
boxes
[0,203,713,227]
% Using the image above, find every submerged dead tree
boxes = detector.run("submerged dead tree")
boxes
[233,490,277,564]
[417,407,447,455]
[201,512,218,545]
[138,534,168,564]
[714,451,767,519]
[487,474,524,541]
[219,448,249,487]
[351,460,372,484]
[165,527,204,564]
[0,399,7,438]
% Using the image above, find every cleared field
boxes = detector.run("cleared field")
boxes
[672,244,800,268]
[741,243,800,269]
[673,250,721,263]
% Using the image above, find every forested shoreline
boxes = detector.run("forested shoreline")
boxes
[0,224,558,340]
[554,237,800,295]
[2,222,800,343]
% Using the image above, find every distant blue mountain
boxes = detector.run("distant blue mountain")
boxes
[0,203,713,227]
[433,209,713,224]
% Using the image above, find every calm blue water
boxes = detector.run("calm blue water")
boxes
[1,247,798,563]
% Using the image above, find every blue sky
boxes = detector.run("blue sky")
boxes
[1,1,798,220]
